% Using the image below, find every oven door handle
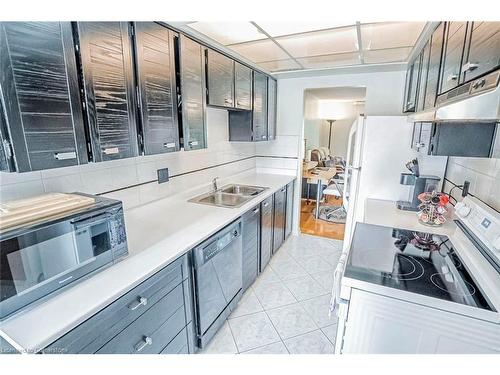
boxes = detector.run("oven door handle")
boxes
[71,212,111,228]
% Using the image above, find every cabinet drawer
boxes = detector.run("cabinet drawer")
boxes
[97,283,186,354]
[44,254,189,354]
[160,324,190,354]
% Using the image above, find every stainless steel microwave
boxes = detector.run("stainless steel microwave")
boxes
[0,194,128,319]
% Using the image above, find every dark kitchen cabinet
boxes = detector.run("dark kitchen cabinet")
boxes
[179,35,207,151]
[206,49,235,108]
[77,22,139,162]
[416,42,431,112]
[267,77,277,140]
[412,122,497,157]
[439,22,468,94]
[272,186,286,254]
[260,195,274,272]
[461,22,500,83]
[241,205,261,292]
[423,23,445,109]
[234,62,252,110]
[285,181,294,239]
[0,22,87,172]
[43,253,195,354]
[252,71,268,141]
[403,54,421,112]
[133,22,179,155]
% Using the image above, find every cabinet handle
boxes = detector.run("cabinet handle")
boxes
[461,62,479,73]
[225,98,233,104]
[262,135,267,139]
[446,74,458,82]
[163,142,176,149]
[103,147,119,155]
[54,152,77,160]
[188,140,199,147]
[253,208,260,214]
[128,296,148,311]
[134,336,153,352]
[263,202,269,207]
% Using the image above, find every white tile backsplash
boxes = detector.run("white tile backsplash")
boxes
[444,156,499,211]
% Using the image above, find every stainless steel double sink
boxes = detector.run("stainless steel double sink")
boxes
[188,184,268,208]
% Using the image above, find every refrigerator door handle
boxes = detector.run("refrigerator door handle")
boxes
[346,165,361,171]
[329,252,348,317]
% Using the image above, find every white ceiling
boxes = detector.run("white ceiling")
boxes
[186,21,426,73]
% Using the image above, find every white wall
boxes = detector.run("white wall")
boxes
[256,69,408,233]
[0,108,257,210]
[355,116,448,222]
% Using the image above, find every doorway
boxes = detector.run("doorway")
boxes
[299,87,366,240]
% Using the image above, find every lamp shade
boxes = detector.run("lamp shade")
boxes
[317,100,351,120]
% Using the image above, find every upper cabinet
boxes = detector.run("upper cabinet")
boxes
[267,77,277,140]
[179,35,207,151]
[252,71,268,141]
[461,22,500,82]
[439,22,468,94]
[403,54,421,112]
[234,62,252,110]
[423,23,445,110]
[133,22,179,155]
[77,22,139,162]
[416,42,430,112]
[403,21,499,114]
[0,22,87,172]
[206,49,235,108]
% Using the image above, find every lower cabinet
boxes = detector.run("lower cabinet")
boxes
[285,181,294,239]
[241,205,261,292]
[260,195,274,272]
[43,253,195,354]
[272,186,286,254]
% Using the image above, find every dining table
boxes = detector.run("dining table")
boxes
[302,163,337,219]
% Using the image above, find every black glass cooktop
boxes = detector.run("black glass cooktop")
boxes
[344,223,494,311]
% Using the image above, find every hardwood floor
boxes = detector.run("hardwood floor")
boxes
[300,198,345,240]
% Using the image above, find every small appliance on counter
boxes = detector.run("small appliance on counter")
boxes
[0,192,128,319]
[417,191,449,226]
[397,159,441,212]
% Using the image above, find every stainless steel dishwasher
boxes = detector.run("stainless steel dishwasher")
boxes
[192,220,243,348]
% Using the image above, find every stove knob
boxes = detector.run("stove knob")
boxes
[493,236,500,252]
[455,202,471,218]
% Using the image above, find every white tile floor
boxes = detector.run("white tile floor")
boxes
[201,234,343,354]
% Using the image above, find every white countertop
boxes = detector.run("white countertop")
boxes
[0,171,294,353]
[364,198,457,237]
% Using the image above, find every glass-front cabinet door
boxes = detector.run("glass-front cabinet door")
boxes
[461,22,500,82]
[439,22,468,93]
[179,35,207,151]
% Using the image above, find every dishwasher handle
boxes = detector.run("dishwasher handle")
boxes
[193,222,241,267]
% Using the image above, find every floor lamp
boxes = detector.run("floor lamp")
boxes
[326,119,335,150]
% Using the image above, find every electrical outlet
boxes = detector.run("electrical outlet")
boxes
[157,168,169,184]
[462,180,470,197]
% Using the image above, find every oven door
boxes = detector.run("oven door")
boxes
[0,213,114,318]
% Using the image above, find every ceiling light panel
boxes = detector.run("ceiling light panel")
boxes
[363,47,413,64]
[258,59,301,72]
[229,39,289,63]
[297,52,361,69]
[276,27,359,58]
[361,22,425,50]
[255,21,356,37]
[187,22,265,45]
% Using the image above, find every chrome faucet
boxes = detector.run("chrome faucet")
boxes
[212,177,219,192]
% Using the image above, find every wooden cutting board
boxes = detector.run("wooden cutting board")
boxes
[0,193,95,232]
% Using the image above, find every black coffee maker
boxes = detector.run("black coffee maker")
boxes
[396,159,440,211]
